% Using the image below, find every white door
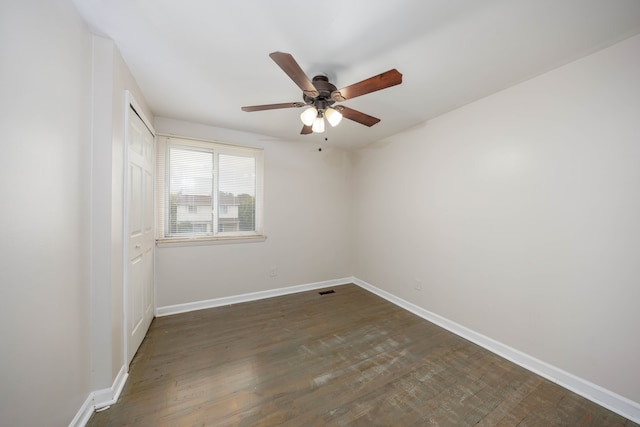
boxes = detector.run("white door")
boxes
[126,103,155,365]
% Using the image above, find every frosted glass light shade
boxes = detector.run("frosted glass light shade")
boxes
[300,107,318,126]
[312,116,325,133]
[325,107,343,127]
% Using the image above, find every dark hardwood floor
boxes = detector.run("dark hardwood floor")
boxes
[88,284,637,426]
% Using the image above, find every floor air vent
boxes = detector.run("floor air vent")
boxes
[318,290,335,295]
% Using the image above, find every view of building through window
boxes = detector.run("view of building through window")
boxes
[164,143,259,238]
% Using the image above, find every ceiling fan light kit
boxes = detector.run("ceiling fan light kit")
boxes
[242,51,402,136]
[312,114,325,133]
[324,107,343,127]
[300,106,318,126]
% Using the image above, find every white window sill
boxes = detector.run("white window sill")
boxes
[156,235,267,248]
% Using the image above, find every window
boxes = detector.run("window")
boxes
[156,136,264,242]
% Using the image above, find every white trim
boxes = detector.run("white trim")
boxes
[68,365,129,427]
[155,132,263,151]
[127,92,154,135]
[68,394,94,427]
[351,277,640,424]
[155,235,267,247]
[155,278,352,317]
[93,364,129,410]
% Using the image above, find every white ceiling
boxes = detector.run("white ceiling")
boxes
[73,0,640,149]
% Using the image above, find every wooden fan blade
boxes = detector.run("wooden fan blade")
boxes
[241,102,305,112]
[269,52,319,98]
[301,124,312,135]
[335,106,380,127]
[331,69,402,102]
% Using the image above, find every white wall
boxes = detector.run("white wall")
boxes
[0,0,93,425]
[352,34,640,404]
[154,118,352,307]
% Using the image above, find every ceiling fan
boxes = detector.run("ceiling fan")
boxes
[241,52,403,135]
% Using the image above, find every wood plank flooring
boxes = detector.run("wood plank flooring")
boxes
[88,284,638,426]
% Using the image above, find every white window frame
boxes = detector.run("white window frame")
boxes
[156,135,265,246]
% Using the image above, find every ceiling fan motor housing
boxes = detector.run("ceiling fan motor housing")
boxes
[303,75,337,111]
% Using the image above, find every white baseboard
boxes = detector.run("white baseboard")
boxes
[351,276,640,424]
[69,365,129,427]
[68,393,94,427]
[155,277,352,317]
[93,364,129,410]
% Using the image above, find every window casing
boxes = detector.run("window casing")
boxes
[156,136,264,243]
